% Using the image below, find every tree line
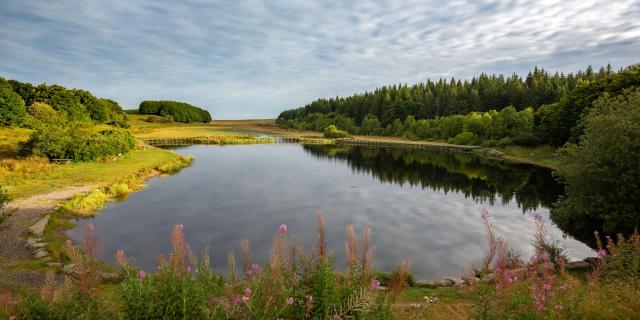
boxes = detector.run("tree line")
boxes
[1,77,129,128]
[278,63,640,147]
[139,100,212,123]
[0,77,134,161]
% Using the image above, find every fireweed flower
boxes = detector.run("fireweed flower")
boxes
[481,209,490,220]
[286,297,294,305]
[370,279,381,290]
[251,263,261,273]
[241,296,250,303]
[137,270,146,280]
[279,224,288,234]
[244,287,252,297]
[86,224,95,233]
[533,213,543,222]
[231,296,242,304]
[597,249,607,258]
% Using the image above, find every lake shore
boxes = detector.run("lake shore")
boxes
[0,145,191,291]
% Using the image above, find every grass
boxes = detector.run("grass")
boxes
[1,148,183,199]
[0,127,31,158]
[393,287,474,320]
[127,113,270,138]
[501,145,560,169]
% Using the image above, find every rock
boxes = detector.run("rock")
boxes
[566,260,592,270]
[47,262,63,268]
[436,279,454,287]
[584,257,602,266]
[25,238,43,249]
[63,264,76,274]
[415,280,436,288]
[34,250,49,259]
[445,277,465,287]
[100,272,122,282]
[29,216,50,238]
[29,242,47,250]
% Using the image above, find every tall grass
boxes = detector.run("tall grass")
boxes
[1,215,411,319]
[471,210,640,319]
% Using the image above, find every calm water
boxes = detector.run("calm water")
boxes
[68,144,593,279]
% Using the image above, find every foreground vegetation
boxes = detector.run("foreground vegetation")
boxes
[2,211,639,319]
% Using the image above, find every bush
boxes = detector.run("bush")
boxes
[62,189,108,214]
[323,125,350,138]
[448,131,477,145]
[20,121,136,161]
[139,100,211,123]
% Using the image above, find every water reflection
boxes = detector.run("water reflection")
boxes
[67,144,592,280]
[303,145,562,211]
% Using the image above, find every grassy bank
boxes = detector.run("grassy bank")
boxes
[127,112,272,138]
[1,148,186,199]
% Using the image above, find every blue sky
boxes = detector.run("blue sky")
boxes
[1,1,639,119]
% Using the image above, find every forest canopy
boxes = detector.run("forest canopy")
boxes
[278,63,640,147]
[139,100,212,123]
[0,76,135,161]
[0,77,129,128]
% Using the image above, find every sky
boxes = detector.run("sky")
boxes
[1,1,639,119]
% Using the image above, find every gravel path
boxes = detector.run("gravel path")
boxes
[0,185,97,291]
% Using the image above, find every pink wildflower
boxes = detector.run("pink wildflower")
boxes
[241,296,250,303]
[370,279,381,290]
[176,224,184,230]
[244,287,252,296]
[543,283,551,290]
[305,295,313,303]
[86,224,94,234]
[481,209,490,220]
[286,297,294,305]
[593,230,599,236]
[231,296,242,304]
[251,263,261,273]
[278,224,288,233]
[532,213,543,222]
[597,249,607,258]
[137,270,146,280]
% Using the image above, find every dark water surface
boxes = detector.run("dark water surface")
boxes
[68,144,592,279]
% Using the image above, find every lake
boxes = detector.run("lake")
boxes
[68,144,593,280]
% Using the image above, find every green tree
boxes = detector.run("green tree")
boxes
[361,114,381,135]
[551,89,640,235]
[0,84,26,127]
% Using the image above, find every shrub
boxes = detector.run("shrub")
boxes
[448,131,477,145]
[323,125,350,138]
[20,121,136,161]
[105,183,130,199]
[157,155,193,174]
[62,189,108,214]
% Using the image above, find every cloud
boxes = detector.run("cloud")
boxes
[1,0,639,118]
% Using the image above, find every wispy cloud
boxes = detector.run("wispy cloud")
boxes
[1,0,639,118]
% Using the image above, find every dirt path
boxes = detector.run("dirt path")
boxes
[0,185,97,291]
